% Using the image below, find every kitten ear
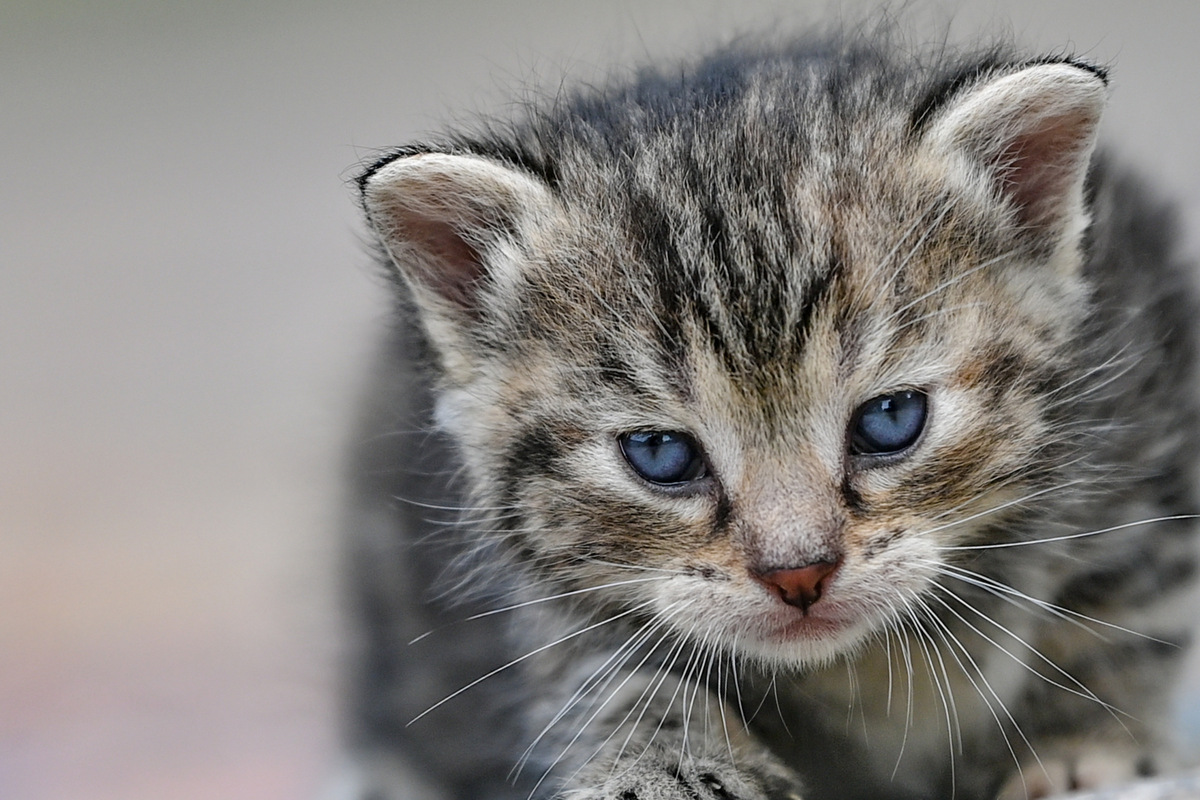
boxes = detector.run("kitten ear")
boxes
[361,151,557,316]
[922,61,1107,242]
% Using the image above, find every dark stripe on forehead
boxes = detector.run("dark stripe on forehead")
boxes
[621,148,843,387]
[590,335,665,401]
[693,248,843,379]
[794,254,843,352]
[624,185,693,375]
[689,290,738,370]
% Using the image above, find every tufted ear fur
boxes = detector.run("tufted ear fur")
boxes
[922,61,1107,254]
[361,151,559,323]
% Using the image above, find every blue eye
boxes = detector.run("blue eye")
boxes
[619,431,708,485]
[850,390,928,456]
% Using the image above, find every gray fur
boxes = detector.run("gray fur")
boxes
[343,32,1200,800]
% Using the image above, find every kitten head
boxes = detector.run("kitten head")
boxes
[360,47,1107,667]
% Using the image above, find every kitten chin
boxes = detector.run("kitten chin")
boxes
[347,31,1200,800]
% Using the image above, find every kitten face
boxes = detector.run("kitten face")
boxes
[436,198,1070,667]
[363,60,1105,668]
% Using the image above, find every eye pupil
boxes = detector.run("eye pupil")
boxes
[620,431,707,485]
[850,390,928,456]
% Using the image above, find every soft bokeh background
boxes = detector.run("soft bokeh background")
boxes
[5,2,1200,798]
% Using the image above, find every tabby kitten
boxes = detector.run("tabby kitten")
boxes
[344,33,1200,800]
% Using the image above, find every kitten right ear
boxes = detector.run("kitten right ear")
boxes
[360,151,558,318]
[920,61,1107,253]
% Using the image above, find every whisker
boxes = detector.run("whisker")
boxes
[468,576,673,621]
[729,631,750,734]
[1042,344,1139,406]
[921,480,1085,537]
[390,494,517,514]
[881,623,896,716]
[884,621,917,779]
[648,627,708,767]
[891,301,988,334]
[881,250,1018,326]
[913,595,1044,788]
[940,514,1199,551]
[409,598,658,726]
[515,603,681,780]
[916,600,964,763]
[928,587,1130,725]
[525,604,686,794]
[877,201,955,291]
[768,670,793,739]
[681,625,718,764]
[925,560,1172,645]
[716,648,736,764]
[897,616,916,743]
[612,620,697,772]
[409,576,671,646]
[742,676,773,728]
[576,556,691,576]
[844,659,861,736]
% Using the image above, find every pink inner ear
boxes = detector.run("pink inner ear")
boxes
[995,110,1092,231]
[404,213,485,311]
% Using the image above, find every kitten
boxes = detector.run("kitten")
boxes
[343,31,1200,800]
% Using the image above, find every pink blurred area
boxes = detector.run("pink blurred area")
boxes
[0,436,337,799]
[4,2,1200,798]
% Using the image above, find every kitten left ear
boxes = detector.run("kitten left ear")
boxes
[360,151,559,318]
[922,61,1107,245]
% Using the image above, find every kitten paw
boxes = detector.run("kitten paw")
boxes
[996,746,1156,800]
[562,757,803,800]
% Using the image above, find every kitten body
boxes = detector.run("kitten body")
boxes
[344,34,1200,800]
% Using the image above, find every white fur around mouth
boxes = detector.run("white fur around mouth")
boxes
[710,598,881,666]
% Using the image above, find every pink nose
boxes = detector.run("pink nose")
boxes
[754,559,842,612]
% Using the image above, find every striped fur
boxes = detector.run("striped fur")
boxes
[345,33,1200,800]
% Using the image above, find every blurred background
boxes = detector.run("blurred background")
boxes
[4,1,1200,798]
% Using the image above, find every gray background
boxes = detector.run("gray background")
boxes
[4,1,1200,798]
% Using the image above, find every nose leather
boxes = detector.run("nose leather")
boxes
[755,559,841,612]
